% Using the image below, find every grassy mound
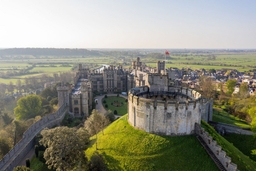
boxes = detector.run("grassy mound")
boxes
[201,121,256,171]
[86,115,219,171]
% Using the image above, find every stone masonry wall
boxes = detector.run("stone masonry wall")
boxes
[195,123,237,171]
[0,105,67,171]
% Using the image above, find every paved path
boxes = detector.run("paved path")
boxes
[17,148,35,166]
[95,95,107,114]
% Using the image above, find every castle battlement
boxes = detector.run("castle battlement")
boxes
[57,86,69,91]
[71,94,81,99]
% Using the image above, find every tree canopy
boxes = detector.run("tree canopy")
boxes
[84,110,110,136]
[226,79,237,95]
[199,76,215,98]
[40,126,89,171]
[14,94,42,120]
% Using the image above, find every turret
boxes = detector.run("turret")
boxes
[57,83,70,108]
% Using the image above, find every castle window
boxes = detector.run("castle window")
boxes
[74,100,78,105]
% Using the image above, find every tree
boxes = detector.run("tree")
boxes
[26,159,30,168]
[0,138,12,159]
[40,127,89,171]
[85,110,110,136]
[7,81,14,94]
[226,79,237,95]
[85,110,110,150]
[88,151,107,171]
[199,76,215,98]
[238,82,249,98]
[1,113,13,125]
[114,110,117,115]
[40,87,57,99]
[13,120,29,144]
[16,79,22,93]
[14,94,42,120]
[105,110,115,122]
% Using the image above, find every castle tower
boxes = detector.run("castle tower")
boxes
[156,61,166,74]
[57,83,70,108]
[81,81,89,118]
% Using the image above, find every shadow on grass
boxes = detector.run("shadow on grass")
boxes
[101,152,122,171]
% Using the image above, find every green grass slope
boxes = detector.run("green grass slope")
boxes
[224,133,256,162]
[86,115,219,171]
[201,121,256,171]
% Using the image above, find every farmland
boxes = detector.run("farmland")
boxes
[1,49,256,85]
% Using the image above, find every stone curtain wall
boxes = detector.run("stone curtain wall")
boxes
[0,105,67,171]
[211,122,253,135]
[195,123,237,171]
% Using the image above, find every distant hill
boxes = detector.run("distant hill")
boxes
[85,115,219,171]
[0,48,101,57]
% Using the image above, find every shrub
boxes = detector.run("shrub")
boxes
[88,151,107,171]
[105,110,115,122]
[117,94,119,97]
[105,95,108,98]
[125,99,128,102]
[38,151,46,163]
[105,104,108,108]
[114,110,117,115]
[103,100,106,103]
[26,159,30,168]
[35,145,39,158]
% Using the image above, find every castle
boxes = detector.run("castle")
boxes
[57,58,212,136]
[57,63,127,117]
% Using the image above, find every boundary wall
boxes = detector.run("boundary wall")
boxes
[210,122,253,135]
[195,123,237,171]
[0,105,67,171]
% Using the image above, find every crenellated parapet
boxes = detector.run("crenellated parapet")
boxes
[56,86,70,91]
[71,94,81,99]
[128,86,212,136]
[195,123,237,171]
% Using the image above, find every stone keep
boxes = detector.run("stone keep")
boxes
[128,86,212,136]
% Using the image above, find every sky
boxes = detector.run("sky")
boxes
[0,0,255,49]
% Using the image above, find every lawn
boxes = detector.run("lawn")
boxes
[30,156,53,171]
[212,107,251,129]
[102,95,127,116]
[86,115,219,171]
[224,133,256,162]
[201,121,256,171]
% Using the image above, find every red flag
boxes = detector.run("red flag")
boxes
[165,50,170,55]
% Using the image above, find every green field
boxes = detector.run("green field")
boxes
[86,115,219,171]
[102,96,127,116]
[1,52,256,84]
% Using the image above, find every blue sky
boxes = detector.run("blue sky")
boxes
[0,0,255,49]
